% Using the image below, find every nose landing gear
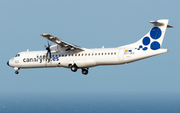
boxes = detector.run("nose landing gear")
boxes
[15,71,19,74]
[14,67,20,74]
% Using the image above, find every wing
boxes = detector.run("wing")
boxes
[40,34,85,52]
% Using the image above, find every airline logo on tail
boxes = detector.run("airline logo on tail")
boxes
[118,19,173,51]
[136,27,162,51]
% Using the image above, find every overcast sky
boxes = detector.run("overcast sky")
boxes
[1,0,180,94]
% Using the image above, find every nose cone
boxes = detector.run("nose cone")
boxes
[7,61,10,66]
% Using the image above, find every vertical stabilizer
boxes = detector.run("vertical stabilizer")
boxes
[119,19,172,51]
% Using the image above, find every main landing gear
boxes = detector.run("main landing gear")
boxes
[70,65,78,72]
[82,68,88,75]
[70,64,89,75]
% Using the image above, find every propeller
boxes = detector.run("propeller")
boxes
[44,41,51,61]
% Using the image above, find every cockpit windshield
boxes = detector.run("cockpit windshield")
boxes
[15,54,20,57]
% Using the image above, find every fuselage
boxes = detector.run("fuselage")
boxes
[7,47,168,69]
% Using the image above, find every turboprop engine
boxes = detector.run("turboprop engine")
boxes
[49,44,68,53]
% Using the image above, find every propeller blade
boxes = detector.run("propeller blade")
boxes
[44,40,52,62]
[48,41,50,47]
[48,51,51,57]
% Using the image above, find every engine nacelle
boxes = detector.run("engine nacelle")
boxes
[50,44,68,53]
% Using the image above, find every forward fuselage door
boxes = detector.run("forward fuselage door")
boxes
[14,58,20,64]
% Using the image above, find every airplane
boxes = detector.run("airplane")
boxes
[7,19,172,75]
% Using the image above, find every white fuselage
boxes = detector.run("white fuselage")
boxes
[8,47,168,69]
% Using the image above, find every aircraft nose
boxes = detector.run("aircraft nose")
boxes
[7,61,10,66]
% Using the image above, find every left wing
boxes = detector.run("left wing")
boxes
[41,34,85,52]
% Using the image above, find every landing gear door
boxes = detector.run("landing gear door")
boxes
[119,49,124,61]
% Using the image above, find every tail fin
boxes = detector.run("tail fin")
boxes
[119,19,172,50]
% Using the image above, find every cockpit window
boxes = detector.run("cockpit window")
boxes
[15,54,20,57]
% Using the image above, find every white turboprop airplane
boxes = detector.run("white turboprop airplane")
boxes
[7,19,172,75]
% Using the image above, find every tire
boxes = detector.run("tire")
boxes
[82,69,88,75]
[71,65,77,72]
[15,71,19,74]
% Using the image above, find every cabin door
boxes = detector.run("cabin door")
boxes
[119,49,124,61]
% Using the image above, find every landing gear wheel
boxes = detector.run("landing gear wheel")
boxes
[82,69,88,75]
[71,65,78,72]
[15,71,19,74]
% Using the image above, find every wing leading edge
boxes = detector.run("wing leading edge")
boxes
[40,34,85,52]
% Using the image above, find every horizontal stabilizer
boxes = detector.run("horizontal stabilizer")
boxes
[167,25,173,28]
[149,21,173,28]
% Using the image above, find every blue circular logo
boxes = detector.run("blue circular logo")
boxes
[150,41,160,50]
[142,37,150,46]
[150,27,161,39]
